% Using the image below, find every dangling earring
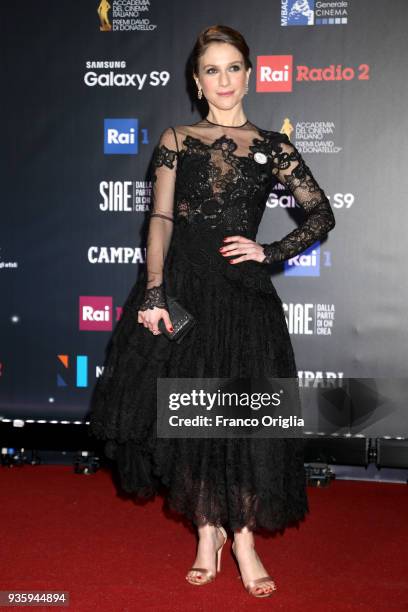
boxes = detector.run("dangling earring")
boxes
[244,81,249,95]
[197,86,203,99]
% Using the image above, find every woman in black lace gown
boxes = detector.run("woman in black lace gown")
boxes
[89,25,335,598]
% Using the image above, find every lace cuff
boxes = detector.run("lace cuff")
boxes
[260,242,282,265]
[139,283,168,311]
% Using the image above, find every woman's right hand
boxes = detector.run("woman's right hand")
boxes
[137,307,174,335]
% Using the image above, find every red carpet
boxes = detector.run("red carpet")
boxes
[1,465,407,611]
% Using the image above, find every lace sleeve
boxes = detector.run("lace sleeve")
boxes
[138,127,178,311]
[261,133,336,264]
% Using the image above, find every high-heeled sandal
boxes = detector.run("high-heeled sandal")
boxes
[185,526,228,586]
[231,542,277,598]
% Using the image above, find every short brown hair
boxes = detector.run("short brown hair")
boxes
[191,25,252,76]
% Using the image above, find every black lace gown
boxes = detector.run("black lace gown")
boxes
[88,118,336,532]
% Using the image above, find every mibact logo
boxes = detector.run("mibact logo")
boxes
[104,118,138,154]
[281,0,315,26]
[281,0,349,27]
[256,56,293,92]
[284,243,321,276]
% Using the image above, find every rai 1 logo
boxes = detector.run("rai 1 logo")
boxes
[284,243,321,276]
[97,0,112,31]
[284,243,334,277]
[104,119,139,154]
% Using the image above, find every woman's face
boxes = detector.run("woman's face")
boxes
[195,42,251,110]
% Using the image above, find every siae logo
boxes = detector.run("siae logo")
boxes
[104,118,139,154]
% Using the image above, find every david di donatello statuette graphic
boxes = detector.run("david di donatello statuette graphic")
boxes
[97,0,112,31]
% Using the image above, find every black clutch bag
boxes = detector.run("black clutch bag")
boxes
[158,295,196,343]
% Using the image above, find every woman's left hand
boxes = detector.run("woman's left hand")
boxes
[219,236,266,264]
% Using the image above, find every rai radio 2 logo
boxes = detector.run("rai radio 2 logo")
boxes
[256,55,293,92]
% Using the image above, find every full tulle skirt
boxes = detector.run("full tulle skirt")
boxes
[88,242,309,532]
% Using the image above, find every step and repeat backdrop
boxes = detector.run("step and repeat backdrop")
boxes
[2,1,408,436]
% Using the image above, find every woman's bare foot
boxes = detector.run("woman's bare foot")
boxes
[186,524,227,584]
[232,526,276,596]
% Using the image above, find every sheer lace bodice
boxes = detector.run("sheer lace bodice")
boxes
[139,118,336,310]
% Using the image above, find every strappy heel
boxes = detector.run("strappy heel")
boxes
[231,541,277,598]
[186,526,227,586]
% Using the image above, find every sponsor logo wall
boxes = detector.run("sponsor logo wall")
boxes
[2,0,407,432]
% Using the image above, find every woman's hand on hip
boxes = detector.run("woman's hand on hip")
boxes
[218,236,266,264]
